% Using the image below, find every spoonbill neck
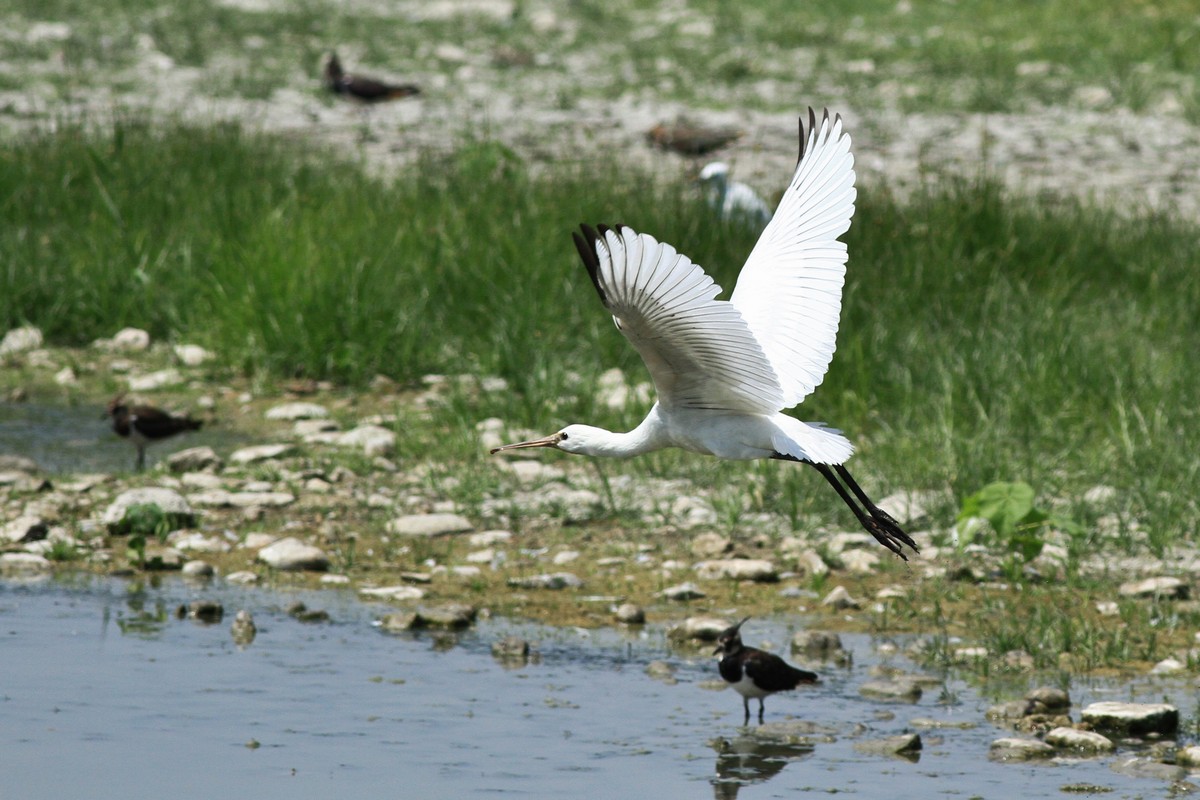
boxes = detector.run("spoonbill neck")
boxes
[580,413,669,458]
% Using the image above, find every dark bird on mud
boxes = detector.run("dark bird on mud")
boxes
[323,52,421,103]
[106,395,202,471]
[646,121,743,157]
[715,618,818,725]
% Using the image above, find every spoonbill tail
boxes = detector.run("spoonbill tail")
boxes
[492,109,918,560]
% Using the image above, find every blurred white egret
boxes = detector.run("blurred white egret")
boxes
[493,109,917,560]
[699,161,773,229]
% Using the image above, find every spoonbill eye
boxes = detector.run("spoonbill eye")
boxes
[560,432,569,441]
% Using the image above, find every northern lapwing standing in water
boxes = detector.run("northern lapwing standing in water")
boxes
[323,52,421,104]
[106,395,202,471]
[715,618,819,725]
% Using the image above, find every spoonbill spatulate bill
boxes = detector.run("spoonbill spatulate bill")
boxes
[492,109,917,560]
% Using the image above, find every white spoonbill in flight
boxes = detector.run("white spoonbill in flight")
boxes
[492,109,918,560]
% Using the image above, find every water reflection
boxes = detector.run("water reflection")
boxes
[710,733,815,798]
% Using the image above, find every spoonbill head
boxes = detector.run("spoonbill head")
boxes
[492,109,917,561]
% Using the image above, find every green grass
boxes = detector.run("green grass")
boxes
[1,120,1197,553]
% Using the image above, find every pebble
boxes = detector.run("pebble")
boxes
[1081,701,1179,736]
[229,444,294,464]
[853,733,922,758]
[791,630,847,660]
[491,636,531,663]
[181,599,224,623]
[415,603,477,629]
[1,515,48,544]
[859,679,922,702]
[690,532,732,558]
[360,585,425,601]
[694,558,777,582]
[255,537,330,571]
[840,549,881,573]
[335,425,396,456]
[111,327,151,351]
[659,582,706,601]
[989,737,1056,761]
[287,601,331,623]
[821,585,861,610]
[0,552,52,572]
[1118,576,1188,600]
[1109,757,1187,782]
[181,559,215,577]
[645,661,677,684]
[127,368,184,391]
[506,573,583,590]
[1150,657,1185,675]
[101,488,195,532]
[230,610,256,645]
[468,530,512,547]
[668,616,729,641]
[265,402,329,420]
[295,419,340,437]
[173,343,213,366]
[166,447,223,473]
[387,513,475,537]
[225,571,260,584]
[1044,727,1115,753]
[615,603,645,624]
[0,326,43,356]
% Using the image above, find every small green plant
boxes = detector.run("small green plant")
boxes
[44,538,81,562]
[120,503,173,568]
[955,481,1082,562]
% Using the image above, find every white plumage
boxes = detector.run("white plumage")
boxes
[493,109,917,560]
[699,161,773,229]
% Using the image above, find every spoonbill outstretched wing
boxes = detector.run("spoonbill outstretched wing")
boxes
[493,109,917,560]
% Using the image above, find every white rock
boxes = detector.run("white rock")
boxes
[1083,485,1117,505]
[256,537,330,571]
[468,530,512,547]
[989,738,1055,760]
[387,513,474,537]
[1044,727,1115,752]
[822,585,861,609]
[1081,702,1179,736]
[694,558,777,582]
[671,495,717,528]
[840,549,881,574]
[53,367,76,385]
[450,565,482,578]
[336,425,396,456]
[504,460,563,484]
[1150,657,1185,675]
[102,487,194,530]
[1,515,49,544]
[507,572,583,590]
[265,402,329,420]
[321,574,351,585]
[359,585,425,601]
[792,549,830,578]
[1096,601,1119,616]
[166,446,222,473]
[552,550,580,565]
[225,571,260,584]
[182,560,215,577]
[171,532,230,553]
[127,368,184,391]
[294,419,340,437]
[668,616,728,640]
[173,344,213,366]
[242,533,277,549]
[659,582,706,601]
[466,548,495,563]
[229,444,294,464]
[0,326,43,356]
[0,552,52,571]
[112,327,151,351]
[1118,576,1188,600]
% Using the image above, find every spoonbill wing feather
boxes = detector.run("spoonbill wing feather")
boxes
[575,224,784,413]
[730,109,856,410]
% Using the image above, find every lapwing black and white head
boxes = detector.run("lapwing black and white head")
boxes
[106,395,202,471]
[323,52,421,104]
[715,617,819,725]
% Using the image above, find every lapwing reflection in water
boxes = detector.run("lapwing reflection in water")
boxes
[710,733,815,799]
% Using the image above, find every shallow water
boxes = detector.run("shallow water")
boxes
[2,575,1193,799]
[0,402,241,474]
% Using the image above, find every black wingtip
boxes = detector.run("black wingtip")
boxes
[797,107,837,166]
[573,224,609,306]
